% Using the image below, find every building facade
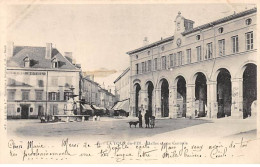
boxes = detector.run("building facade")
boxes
[82,77,101,106]
[6,43,81,119]
[114,67,130,101]
[82,76,116,109]
[127,8,257,119]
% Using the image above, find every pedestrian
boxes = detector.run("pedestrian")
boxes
[145,110,150,128]
[138,110,143,128]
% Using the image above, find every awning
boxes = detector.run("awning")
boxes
[112,102,122,110]
[112,99,129,111]
[81,104,93,111]
[92,105,102,110]
[99,107,106,110]
[119,100,129,112]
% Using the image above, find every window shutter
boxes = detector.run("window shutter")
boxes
[57,92,60,101]
[158,57,161,70]
[167,55,170,69]
[48,92,51,101]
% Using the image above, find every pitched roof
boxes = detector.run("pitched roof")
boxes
[126,36,174,55]
[114,67,130,84]
[126,8,256,55]
[182,7,257,35]
[7,45,79,70]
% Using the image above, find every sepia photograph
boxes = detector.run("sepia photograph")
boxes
[0,0,259,164]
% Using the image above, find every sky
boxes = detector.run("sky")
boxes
[5,2,255,87]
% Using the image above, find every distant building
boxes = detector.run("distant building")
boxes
[127,8,257,119]
[82,77,101,106]
[114,67,130,101]
[113,67,130,113]
[100,88,116,110]
[6,42,81,119]
[82,76,116,110]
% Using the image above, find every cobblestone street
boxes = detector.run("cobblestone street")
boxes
[7,117,257,141]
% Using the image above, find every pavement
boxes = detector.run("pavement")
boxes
[6,116,257,141]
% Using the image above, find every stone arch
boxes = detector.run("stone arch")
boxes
[133,78,141,85]
[159,78,169,117]
[235,60,257,79]
[157,77,170,89]
[145,81,155,116]
[212,67,232,82]
[174,75,187,117]
[242,63,257,118]
[133,83,141,117]
[174,75,187,86]
[190,71,209,85]
[216,68,232,118]
[193,72,208,117]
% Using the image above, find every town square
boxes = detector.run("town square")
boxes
[1,2,259,164]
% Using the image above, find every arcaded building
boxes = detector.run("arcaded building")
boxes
[127,8,257,119]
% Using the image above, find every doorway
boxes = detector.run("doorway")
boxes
[21,105,29,119]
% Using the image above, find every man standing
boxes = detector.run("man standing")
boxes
[145,110,150,128]
[138,110,143,128]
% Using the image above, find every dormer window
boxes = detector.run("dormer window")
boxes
[23,57,30,67]
[218,27,224,34]
[52,58,58,68]
[196,35,201,40]
[245,18,252,25]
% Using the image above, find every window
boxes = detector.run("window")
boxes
[24,57,30,67]
[170,54,173,67]
[7,90,15,100]
[196,46,202,61]
[231,36,239,53]
[64,92,72,101]
[35,91,43,101]
[154,58,158,70]
[142,62,145,73]
[136,64,139,74]
[218,27,224,33]
[147,60,152,72]
[162,56,166,70]
[196,35,201,40]
[218,39,225,56]
[186,49,191,64]
[22,91,29,100]
[49,92,60,101]
[148,51,150,55]
[136,55,138,59]
[206,42,213,59]
[38,80,44,87]
[161,46,165,51]
[246,32,253,50]
[245,18,252,25]
[52,58,58,68]
[173,53,177,67]
[177,51,183,66]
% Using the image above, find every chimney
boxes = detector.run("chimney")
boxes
[45,43,52,59]
[6,41,14,59]
[143,37,149,46]
[64,52,73,63]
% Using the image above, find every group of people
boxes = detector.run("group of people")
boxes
[138,109,154,128]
